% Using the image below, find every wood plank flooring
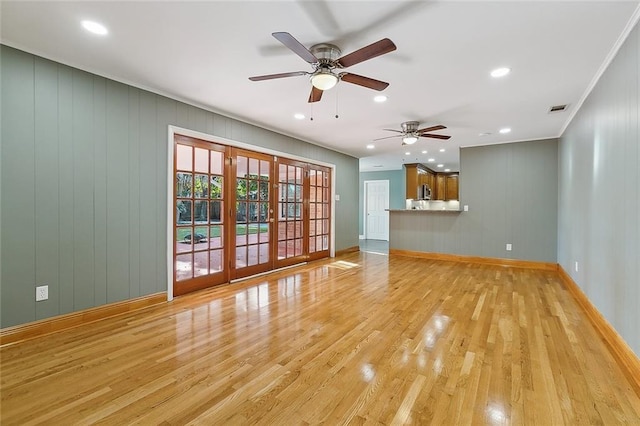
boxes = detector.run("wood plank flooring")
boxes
[1,252,639,425]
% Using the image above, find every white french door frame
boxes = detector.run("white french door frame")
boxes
[363,179,390,241]
[167,125,336,301]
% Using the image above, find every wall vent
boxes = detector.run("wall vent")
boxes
[548,104,568,113]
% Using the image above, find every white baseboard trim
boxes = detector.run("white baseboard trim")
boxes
[359,235,365,240]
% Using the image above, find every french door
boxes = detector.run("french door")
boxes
[275,158,307,268]
[231,149,274,280]
[173,134,332,295]
[174,136,228,296]
[307,164,331,261]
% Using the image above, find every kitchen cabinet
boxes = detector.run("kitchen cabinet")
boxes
[432,173,459,200]
[435,174,446,200]
[405,164,458,200]
[445,175,459,200]
[405,164,419,199]
[405,164,435,199]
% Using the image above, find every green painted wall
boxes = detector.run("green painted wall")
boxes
[558,21,639,356]
[0,45,359,328]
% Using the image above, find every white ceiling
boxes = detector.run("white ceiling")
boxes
[2,1,638,172]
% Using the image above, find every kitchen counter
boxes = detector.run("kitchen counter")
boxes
[403,199,460,211]
[387,209,461,213]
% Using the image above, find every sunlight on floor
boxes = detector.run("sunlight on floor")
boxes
[328,260,360,270]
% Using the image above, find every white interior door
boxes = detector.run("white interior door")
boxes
[364,180,389,241]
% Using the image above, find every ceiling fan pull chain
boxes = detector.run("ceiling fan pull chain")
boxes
[310,102,314,121]
[335,85,339,119]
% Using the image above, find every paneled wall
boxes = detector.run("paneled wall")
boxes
[358,169,405,236]
[0,46,359,328]
[389,139,558,262]
[558,22,639,356]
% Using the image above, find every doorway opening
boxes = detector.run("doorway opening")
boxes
[363,180,389,241]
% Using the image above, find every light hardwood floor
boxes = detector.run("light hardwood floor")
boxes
[1,252,639,425]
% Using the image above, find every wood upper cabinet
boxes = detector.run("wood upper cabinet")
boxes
[434,173,459,200]
[426,170,435,191]
[405,164,419,199]
[446,175,459,200]
[405,164,459,200]
[435,174,446,200]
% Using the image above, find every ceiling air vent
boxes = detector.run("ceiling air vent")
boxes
[548,104,568,113]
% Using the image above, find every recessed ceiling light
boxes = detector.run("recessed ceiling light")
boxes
[294,113,305,120]
[428,158,435,162]
[366,144,375,149]
[81,20,108,35]
[373,95,387,103]
[437,164,444,168]
[405,151,411,155]
[491,67,511,78]
[445,169,451,172]
[421,150,427,154]
[499,127,511,134]
[439,148,445,152]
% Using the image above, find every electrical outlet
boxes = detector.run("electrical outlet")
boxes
[36,285,48,302]
[506,243,512,251]
[463,205,469,211]
[575,261,579,272]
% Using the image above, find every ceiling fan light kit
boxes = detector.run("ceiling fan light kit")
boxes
[310,69,338,90]
[402,136,418,145]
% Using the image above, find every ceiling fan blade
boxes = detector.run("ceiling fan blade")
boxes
[272,32,318,64]
[337,38,396,68]
[308,86,323,103]
[373,134,402,141]
[419,134,452,140]
[382,129,404,133]
[249,71,308,81]
[341,73,389,91]
[417,125,447,133]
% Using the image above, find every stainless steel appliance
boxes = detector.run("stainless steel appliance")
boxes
[417,184,431,200]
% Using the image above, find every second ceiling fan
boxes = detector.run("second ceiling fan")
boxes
[249,32,396,103]
[375,121,452,145]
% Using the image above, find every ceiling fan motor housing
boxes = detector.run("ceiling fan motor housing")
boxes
[401,121,420,134]
[310,44,342,66]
